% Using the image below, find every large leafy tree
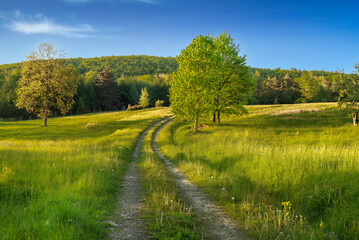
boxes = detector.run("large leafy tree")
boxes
[170,35,216,132]
[338,66,359,126]
[16,43,79,127]
[209,32,254,124]
[170,33,253,131]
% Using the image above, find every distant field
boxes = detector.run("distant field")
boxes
[0,108,170,239]
[157,103,359,239]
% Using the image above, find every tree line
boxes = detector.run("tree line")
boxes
[0,55,174,120]
[249,67,347,104]
[0,50,354,120]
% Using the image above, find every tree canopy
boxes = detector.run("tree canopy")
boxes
[94,67,118,110]
[16,43,79,126]
[209,32,254,124]
[170,33,254,131]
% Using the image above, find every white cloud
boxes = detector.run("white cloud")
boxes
[8,20,94,38]
[3,11,95,38]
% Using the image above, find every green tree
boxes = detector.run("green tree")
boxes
[209,32,254,124]
[94,67,118,110]
[294,71,321,102]
[16,43,79,127]
[139,87,150,108]
[129,82,140,106]
[338,66,359,126]
[170,35,215,132]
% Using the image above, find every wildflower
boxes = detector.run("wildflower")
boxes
[0,167,15,181]
[231,197,235,201]
[222,187,227,191]
[281,201,291,212]
[320,221,324,228]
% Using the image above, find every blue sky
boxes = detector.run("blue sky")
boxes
[1,0,359,72]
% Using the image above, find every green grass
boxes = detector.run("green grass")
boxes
[157,103,359,239]
[0,108,170,239]
[138,123,203,240]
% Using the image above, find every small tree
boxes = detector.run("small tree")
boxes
[139,87,150,108]
[16,43,79,127]
[155,99,165,107]
[338,66,359,126]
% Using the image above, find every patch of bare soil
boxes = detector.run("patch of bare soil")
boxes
[152,119,250,240]
[108,118,170,240]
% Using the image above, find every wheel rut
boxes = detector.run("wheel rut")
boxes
[152,118,249,240]
[108,117,171,240]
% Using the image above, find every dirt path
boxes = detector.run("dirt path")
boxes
[108,118,170,240]
[152,118,249,240]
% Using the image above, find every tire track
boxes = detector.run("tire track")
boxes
[108,117,171,240]
[152,118,249,240]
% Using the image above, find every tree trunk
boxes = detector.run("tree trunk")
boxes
[353,112,358,126]
[217,110,221,125]
[43,113,48,127]
[212,112,216,123]
[43,102,48,127]
[194,114,199,132]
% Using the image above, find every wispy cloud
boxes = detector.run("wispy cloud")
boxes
[137,0,158,4]
[3,11,95,38]
[9,20,94,38]
[64,0,159,4]
[65,0,92,2]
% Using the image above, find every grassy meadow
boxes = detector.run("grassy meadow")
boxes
[0,108,170,239]
[157,103,359,239]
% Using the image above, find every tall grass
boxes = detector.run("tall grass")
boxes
[157,103,359,239]
[0,108,170,239]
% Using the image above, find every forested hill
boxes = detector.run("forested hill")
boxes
[0,55,350,119]
[0,55,178,77]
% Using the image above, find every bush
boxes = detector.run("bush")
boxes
[155,100,165,107]
[127,104,143,111]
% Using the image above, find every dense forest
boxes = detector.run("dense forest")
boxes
[0,55,349,119]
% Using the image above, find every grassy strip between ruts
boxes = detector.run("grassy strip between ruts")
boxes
[0,108,170,239]
[157,103,359,240]
[138,123,203,239]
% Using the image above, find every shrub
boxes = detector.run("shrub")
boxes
[127,104,143,111]
[155,100,165,107]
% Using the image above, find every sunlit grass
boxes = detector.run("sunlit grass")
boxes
[139,126,202,239]
[158,103,359,239]
[0,108,170,239]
